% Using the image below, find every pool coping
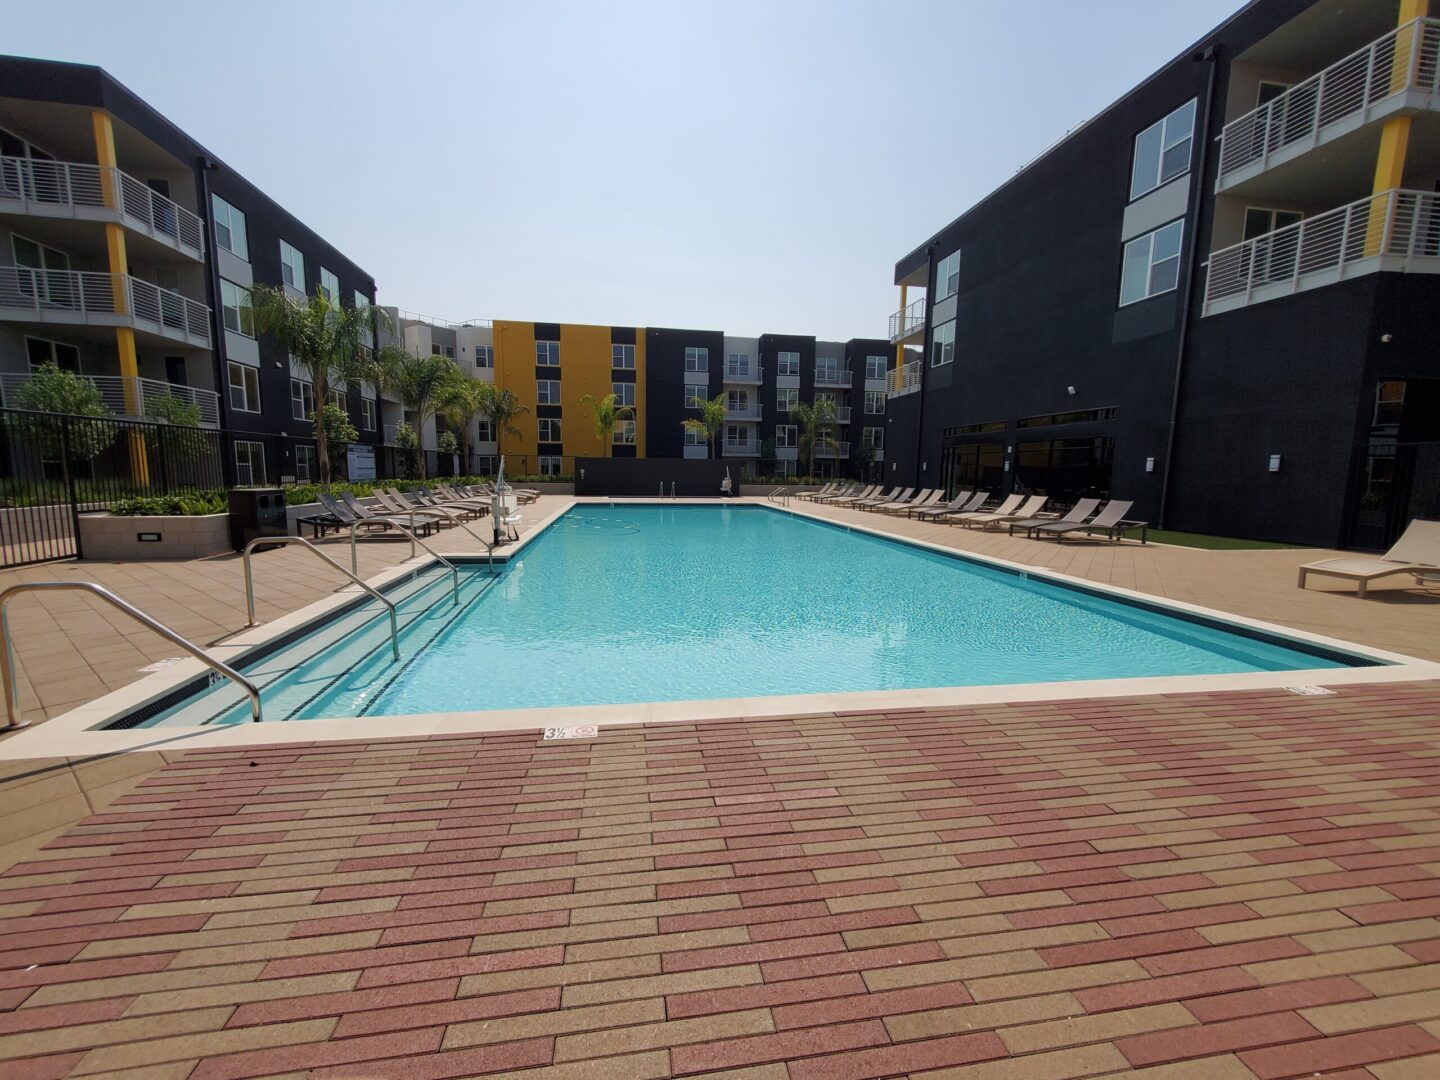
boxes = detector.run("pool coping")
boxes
[2,495,1436,761]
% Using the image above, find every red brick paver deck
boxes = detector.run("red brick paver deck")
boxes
[1,682,1439,1078]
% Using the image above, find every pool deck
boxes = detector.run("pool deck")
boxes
[1,680,1439,1078]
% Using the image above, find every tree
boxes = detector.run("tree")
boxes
[14,363,116,459]
[474,382,529,464]
[144,393,201,427]
[758,437,777,478]
[579,393,634,458]
[315,403,357,448]
[392,422,419,480]
[437,378,486,474]
[247,285,383,489]
[680,392,727,459]
[791,398,840,479]
[372,347,466,480]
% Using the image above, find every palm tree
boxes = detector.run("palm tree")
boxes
[792,397,840,479]
[681,392,727,459]
[580,393,634,458]
[438,378,486,475]
[248,286,385,488]
[474,382,529,467]
[372,346,466,480]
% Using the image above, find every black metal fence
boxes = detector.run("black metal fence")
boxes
[0,407,225,567]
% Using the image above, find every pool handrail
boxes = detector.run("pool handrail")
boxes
[0,580,262,729]
[768,487,790,507]
[242,536,400,662]
[347,521,461,607]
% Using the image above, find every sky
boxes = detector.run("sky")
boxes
[5,0,1241,340]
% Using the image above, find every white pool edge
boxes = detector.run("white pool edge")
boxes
[3,496,1436,761]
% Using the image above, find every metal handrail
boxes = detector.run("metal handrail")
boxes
[348,521,460,606]
[242,536,399,661]
[383,494,495,574]
[768,486,790,506]
[0,581,261,729]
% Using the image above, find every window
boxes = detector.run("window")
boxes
[684,346,708,372]
[816,391,836,406]
[612,344,635,369]
[24,336,79,372]
[228,362,260,412]
[935,250,961,299]
[279,240,305,290]
[930,320,955,367]
[726,353,752,376]
[319,267,339,302]
[864,390,886,415]
[432,344,442,355]
[12,234,70,304]
[685,382,708,407]
[777,351,799,376]
[727,389,749,411]
[328,387,346,410]
[725,424,748,448]
[1017,406,1118,429]
[777,388,798,412]
[775,424,798,448]
[234,440,266,485]
[537,379,561,404]
[445,345,455,359]
[290,378,315,421]
[539,455,563,476]
[538,418,561,442]
[295,445,318,482]
[612,382,636,407]
[476,419,495,441]
[865,355,887,381]
[815,356,839,383]
[684,428,705,446]
[1119,220,1183,306]
[614,419,636,445]
[211,195,248,260]
[536,340,560,365]
[861,427,884,450]
[1257,81,1289,107]
[474,345,493,368]
[1243,207,1303,240]
[1374,380,1406,427]
[361,396,376,431]
[354,290,369,311]
[1130,99,1196,200]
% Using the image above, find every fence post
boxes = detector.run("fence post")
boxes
[153,422,169,493]
[61,418,82,560]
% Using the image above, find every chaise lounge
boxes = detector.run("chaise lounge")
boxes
[1031,499,1144,543]
[1298,519,1440,598]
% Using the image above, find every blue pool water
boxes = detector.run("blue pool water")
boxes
[146,505,1364,726]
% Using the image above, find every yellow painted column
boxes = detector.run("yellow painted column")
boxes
[1365,0,1429,254]
[92,109,148,484]
[893,284,908,381]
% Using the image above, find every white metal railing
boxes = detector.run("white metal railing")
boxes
[0,156,205,257]
[723,440,760,456]
[1205,188,1440,309]
[725,403,763,420]
[395,309,492,329]
[0,268,210,345]
[723,364,763,383]
[1218,18,1440,182]
[835,406,852,425]
[815,441,851,458]
[814,369,852,388]
[888,359,922,397]
[0,372,221,427]
[889,296,926,342]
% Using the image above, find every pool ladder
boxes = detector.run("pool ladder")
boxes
[0,580,263,729]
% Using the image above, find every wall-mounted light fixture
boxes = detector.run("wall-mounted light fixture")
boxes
[1067,385,1077,396]
[1145,457,1155,473]
[1268,454,1282,473]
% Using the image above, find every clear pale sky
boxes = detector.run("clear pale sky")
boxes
[6,0,1240,339]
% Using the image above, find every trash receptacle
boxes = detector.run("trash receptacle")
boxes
[229,487,287,552]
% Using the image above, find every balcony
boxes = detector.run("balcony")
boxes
[814,369,852,388]
[726,403,763,421]
[1204,188,1440,315]
[1217,18,1440,192]
[887,359,922,398]
[723,364,762,385]
[834,406,852,424]
[0,372,221,427]
[0,268,211,348]
[889,296,926,344]
[0,157,206,261]
[815,441,851,459]
[723,440,759,457]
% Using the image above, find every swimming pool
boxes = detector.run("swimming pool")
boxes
[133,504,1375,728]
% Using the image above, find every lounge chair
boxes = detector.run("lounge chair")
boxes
[816,484,861,503]
[958,493,1049,530]
[1032,499,1142,543]
[798,483,839,502]
[871,488,929,514]
[944,493,1025,527]
[435,484,497,509]
[929,491,992,522]
[910,491,973,520]
[1009,497,1099,537]
[406,488,487,520]
[372,489,469,529]
[1298,519,1440,598]
[830,485,881,506]
[879,489,940,516]
[856,487,908,511]
[341,491,449,533]
[314,493,436,538]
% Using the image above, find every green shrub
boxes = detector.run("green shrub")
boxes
[110,492,227,516]
[144,393,201,427]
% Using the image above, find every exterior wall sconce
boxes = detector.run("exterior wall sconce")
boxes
[1145,457,1155,473]
[1268,454,1282,473]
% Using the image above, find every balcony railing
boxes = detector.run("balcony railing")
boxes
[834,406,852,425]
[723,364,763,384]
[0,268,211,347]
[0,157,206,260]
[814,369,852,388]
[1217,18,1440,185]
[726,403,763,421]
[723,441,760,457]
[889,296,926,343]
[815,441,851,459]
[0,372,220,427]
[1204,188,1440,314]
[887,359,922,397]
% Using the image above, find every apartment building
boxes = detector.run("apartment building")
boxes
[883,0,1440,549]
[0,55,381,486]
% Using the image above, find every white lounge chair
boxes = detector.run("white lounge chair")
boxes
[1033,500,1142,543]
[1298,519,1440,598]
[910,490,974,520]
[960,493,1049,530]
[880,489,940,516]
[829,485,879,506]
[945,493,1024,527]
[857,487,908,511]
[1009,497,1099,537]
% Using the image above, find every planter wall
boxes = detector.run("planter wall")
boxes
[79,512,231,561]
[738,485,823,497]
